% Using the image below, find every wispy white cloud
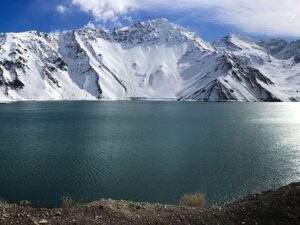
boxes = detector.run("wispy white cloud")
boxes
[56,5,67,14]
[70,0,300,37]
[71,0,136,23]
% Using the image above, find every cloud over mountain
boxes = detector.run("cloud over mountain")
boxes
[70,0,300,37]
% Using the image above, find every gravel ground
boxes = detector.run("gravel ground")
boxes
[0,182,300,225]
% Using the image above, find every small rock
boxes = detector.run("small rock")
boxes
[95,215,102,220]
[38,219,48,224]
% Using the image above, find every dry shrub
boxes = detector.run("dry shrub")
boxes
[61,196,77,208]
[178,192,206,208]
[0,198,7,207]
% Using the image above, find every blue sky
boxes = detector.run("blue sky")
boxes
[0,0,299,41]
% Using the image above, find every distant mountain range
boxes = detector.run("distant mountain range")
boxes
[0,19,299,102]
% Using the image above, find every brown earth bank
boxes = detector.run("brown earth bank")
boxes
[0,182,300,225]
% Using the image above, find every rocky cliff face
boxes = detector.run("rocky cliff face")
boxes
[0,19,299,102]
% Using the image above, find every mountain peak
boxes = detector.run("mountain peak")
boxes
[213,33,257,52]
[140,18,170,25]
[117,18,182,33]
[109,18,212,50]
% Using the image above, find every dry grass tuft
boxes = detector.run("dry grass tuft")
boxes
[179,193,206,208]
[0,198,8,207]
[62,196,77,208]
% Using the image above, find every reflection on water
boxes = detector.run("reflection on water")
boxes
[0,102,299,207]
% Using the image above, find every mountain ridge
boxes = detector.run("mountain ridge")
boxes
[0,19,299,102]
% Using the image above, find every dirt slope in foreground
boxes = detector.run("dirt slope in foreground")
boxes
[0,182,300,225]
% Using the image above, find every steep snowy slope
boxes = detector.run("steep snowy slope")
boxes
[213,35,300,101]
[0,19,299,102]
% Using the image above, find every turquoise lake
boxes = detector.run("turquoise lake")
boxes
[0,102,299,207]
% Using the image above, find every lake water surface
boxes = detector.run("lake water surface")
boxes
[0,102,300,207]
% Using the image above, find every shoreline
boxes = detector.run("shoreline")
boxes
[1,182,300,225]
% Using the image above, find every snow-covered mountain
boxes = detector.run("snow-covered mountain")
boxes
[0,19,299,102]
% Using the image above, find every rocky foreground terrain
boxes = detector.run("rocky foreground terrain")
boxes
[0,182,299,225]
